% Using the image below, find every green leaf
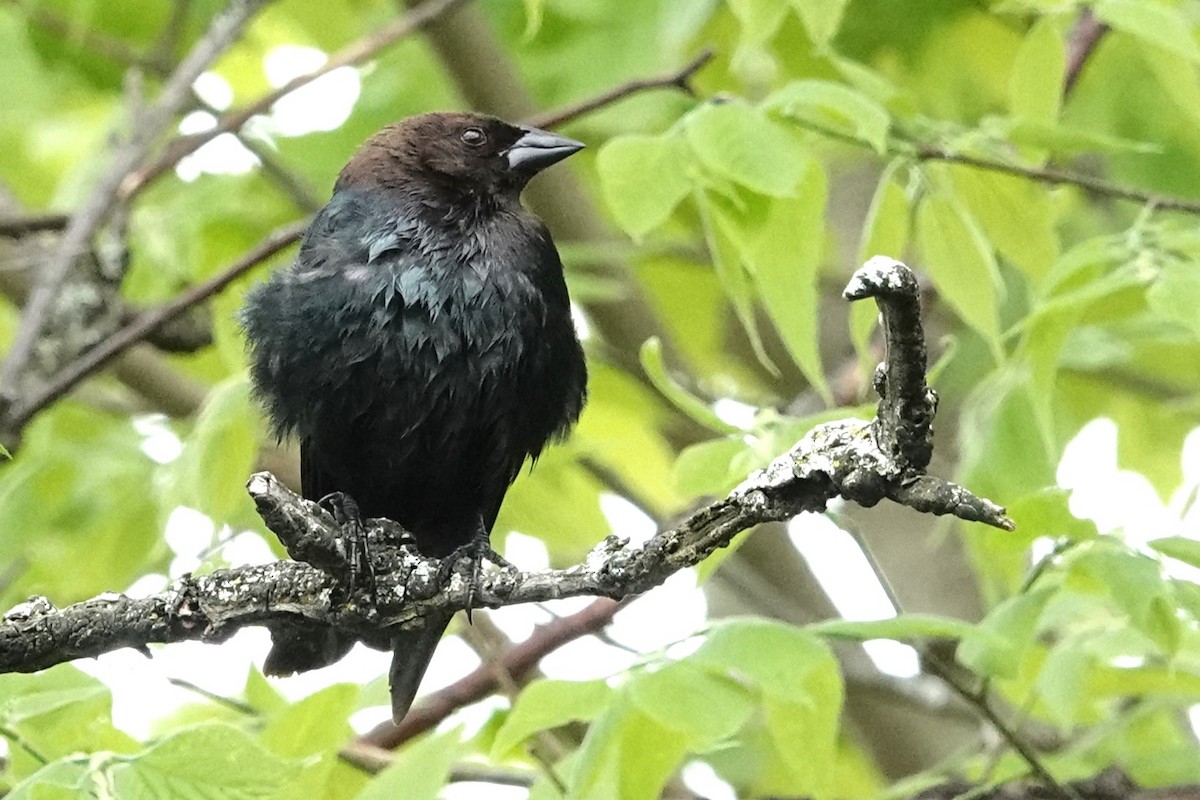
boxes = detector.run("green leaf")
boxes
[260,683,358,759]
[522,0,545,39]
[357,728,460,800]
[686,102,811,197]
[674,436,751,497]
[915,192,1003,360]
[627,661,755,749]
[0,441,9,459]
[6,758,92,800]
[640,338,740,434]
[858,160,909,266]
[112,723,295,799]
[596,134,694,240]
[165,374,260,527]
[946,165,1059,282]
[1147,260,1200,338]
[728,0,789,46]
[766,80,891,153]
[703,175,830,399]
[570,697,689,800]
[1095,0,1200,63]
[493,679,612,757]
[724,170,830,398]
[999,118,1159,155]
[1008,17,1065,124]
[1137,46,1200,126]
[696,188,776,371]
[809,614,976,642]
[788,0,849,50]
[1150,536,1200,570]
[958,585,1057,678]
[692,619,842,795]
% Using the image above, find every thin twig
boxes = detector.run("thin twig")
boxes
[118,0,474,201]
[922,654,1082,800]
[0,213,71,238]
[0,0,270,409]
[167,676,259,715]
[5,220,306,428]
[791,115,1200,216]
[527,49,714,130]
[1063,9,1108,97]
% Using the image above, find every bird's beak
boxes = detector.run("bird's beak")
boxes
[505,127,585,172]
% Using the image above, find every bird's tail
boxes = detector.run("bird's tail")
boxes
[389,610,453,723]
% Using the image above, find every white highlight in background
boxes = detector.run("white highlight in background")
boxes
[262,45,360,136]
[788,513,921,679]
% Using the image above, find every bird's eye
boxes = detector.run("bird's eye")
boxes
[460,127,487,147]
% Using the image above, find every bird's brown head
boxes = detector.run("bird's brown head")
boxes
[334,112,583,200]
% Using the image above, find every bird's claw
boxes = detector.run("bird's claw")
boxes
[318,491,376,601]
[436,529,512,623]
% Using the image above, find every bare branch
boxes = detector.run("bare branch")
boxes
[5,220,307,429]
[527,49,714,130]
[118,0,475,200]
[0,0,270,413]
[0,259,1013,682]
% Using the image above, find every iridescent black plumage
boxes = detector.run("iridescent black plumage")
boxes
[240,113,586,721]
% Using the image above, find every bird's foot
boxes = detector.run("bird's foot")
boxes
[435,528,513,623]
[318,491,376,600]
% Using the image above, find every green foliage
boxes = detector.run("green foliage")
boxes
[4,0,1200,794]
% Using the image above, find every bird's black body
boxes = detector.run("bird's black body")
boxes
[240,113,586,721]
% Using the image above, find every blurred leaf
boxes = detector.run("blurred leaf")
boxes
[164,374,260,528]
[111,723,295,799]
[493,679,612,757]
[1095,0,1200,63]
[259,683,358,799]
[945,164,1059,282]
[674,436,751,497]
[959,584,1057,678]
[787,0,848,51]
[1008,17,1064,125]
[569,697,688,800]
[640,337,741,434]
[522,0,545,39]
[356,728,459,800]
[858,160,909,266]
[766,79,890,152]
[686,102,810,197]
[998,117,1159,155]
[627,661,755,749]
[596,133,694,240]
[6,759,92,800]
[727,0,789,47]
[707,167,830,399]
[809,614,976,642]
[1150,537,1200,570]
[915,191,1003,360]
[0,667,136,779]
[0,441,9,459]
[693,619,842,796]
[1147,260,1200,338]
[696,187,776,371]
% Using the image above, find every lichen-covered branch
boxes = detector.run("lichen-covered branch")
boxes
[0,258,1013,676]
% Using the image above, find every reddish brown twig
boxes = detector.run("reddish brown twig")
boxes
[1063,9,1108,97]
[360,597,623,749]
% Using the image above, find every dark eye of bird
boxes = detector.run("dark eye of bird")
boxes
[460,127,487,147]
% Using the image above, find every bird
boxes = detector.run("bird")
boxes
[239,112,588,723]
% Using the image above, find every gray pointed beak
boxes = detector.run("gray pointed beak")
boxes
[504,126,584,172]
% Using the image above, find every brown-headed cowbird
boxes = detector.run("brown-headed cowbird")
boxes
[240,112,587,722]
